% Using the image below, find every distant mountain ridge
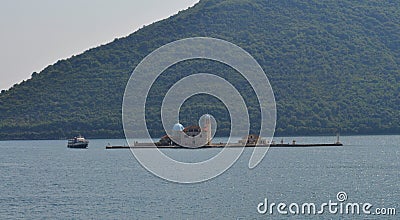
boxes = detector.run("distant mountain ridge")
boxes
[1,0,400,140]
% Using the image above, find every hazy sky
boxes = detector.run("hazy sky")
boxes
[0,0,199,90]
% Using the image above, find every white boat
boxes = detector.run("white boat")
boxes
[67,135,89,148]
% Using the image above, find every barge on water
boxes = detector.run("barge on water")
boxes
[106,143,343,149]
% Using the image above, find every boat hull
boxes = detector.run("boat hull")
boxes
[67,143,88,148]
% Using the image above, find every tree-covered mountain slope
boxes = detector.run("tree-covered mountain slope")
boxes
[1,0,399,139]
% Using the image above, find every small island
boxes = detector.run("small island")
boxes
[107,117,342,149]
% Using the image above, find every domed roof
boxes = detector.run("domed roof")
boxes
[172,123,184,131]
[204,114,211,119]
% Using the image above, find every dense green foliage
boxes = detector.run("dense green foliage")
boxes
[1,0,400,140]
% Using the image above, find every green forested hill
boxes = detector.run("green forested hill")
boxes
[1,0,400,140]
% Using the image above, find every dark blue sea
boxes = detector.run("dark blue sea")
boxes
[0,135,399,219]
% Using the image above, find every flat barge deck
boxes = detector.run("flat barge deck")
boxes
[106,142,343,149]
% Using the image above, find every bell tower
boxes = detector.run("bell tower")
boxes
[204,114,212,145]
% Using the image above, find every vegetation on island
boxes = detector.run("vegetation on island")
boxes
[0,0,400,139]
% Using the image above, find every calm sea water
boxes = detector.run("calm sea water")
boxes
[0,136,399,219]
